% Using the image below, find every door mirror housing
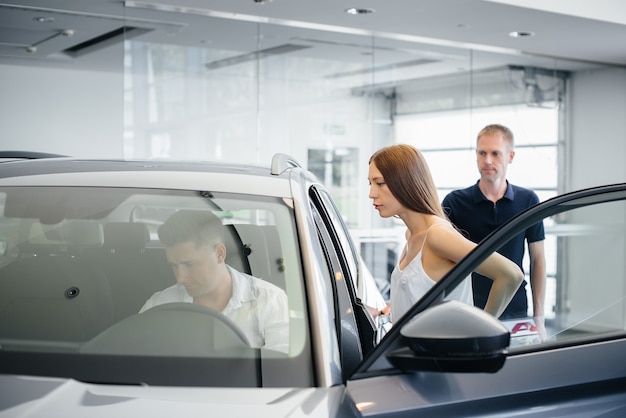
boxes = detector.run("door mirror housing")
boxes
[387,300,510,373]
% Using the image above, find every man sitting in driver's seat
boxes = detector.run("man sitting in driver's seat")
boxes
[139,210,289,353]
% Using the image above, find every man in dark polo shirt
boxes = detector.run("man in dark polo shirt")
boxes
[442,124,546,339]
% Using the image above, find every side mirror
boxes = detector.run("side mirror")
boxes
[386,300,510,373]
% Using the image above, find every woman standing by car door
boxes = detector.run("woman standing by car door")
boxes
[368,144,523,322]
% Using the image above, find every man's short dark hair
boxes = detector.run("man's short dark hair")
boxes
[158,210,224,248]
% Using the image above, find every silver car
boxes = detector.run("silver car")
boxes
[0,153,625,417]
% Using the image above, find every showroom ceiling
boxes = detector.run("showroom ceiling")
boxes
[1,0,624,78]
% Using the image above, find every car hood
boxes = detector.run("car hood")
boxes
[0,375,348,417]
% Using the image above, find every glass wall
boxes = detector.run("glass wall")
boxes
[118,9,572,231]
[1,0,615,322]
[123,19,391,166]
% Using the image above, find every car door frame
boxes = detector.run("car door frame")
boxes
[308,185,378,381]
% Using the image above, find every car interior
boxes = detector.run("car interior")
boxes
[0,188,292,355]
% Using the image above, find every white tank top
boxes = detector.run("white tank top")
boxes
[390,225,473,321]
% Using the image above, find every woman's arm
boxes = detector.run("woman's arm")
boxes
[474,252,524,317]
[428,225,524,318]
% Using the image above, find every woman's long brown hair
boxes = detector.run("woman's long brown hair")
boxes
[369,144,446,218]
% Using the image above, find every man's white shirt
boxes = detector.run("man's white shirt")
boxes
[139,265,289,353]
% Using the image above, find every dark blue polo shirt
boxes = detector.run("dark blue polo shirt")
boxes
[441,181,544,318]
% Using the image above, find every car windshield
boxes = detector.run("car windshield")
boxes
[0,186,311,387]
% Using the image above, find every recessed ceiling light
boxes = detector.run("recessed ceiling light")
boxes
[509,31,535,38]
[34,17,55,23]
[345,8,375,15]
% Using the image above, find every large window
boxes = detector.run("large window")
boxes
[396,104,559,200]
[393,103,561,319]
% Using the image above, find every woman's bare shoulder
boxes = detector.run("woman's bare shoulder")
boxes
[427,221,476,260]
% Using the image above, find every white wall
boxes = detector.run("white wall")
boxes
[566,67,626,331]
[0,64,124,158]
[568,67,626,190]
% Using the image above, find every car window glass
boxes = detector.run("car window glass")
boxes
[487,198,626,351]
[437,196,626,352]
[0,187,311,387]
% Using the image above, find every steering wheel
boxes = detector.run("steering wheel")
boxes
[147,302,251,345]
[82,302,253,356]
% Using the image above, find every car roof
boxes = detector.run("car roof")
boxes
[0,157,299,197]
